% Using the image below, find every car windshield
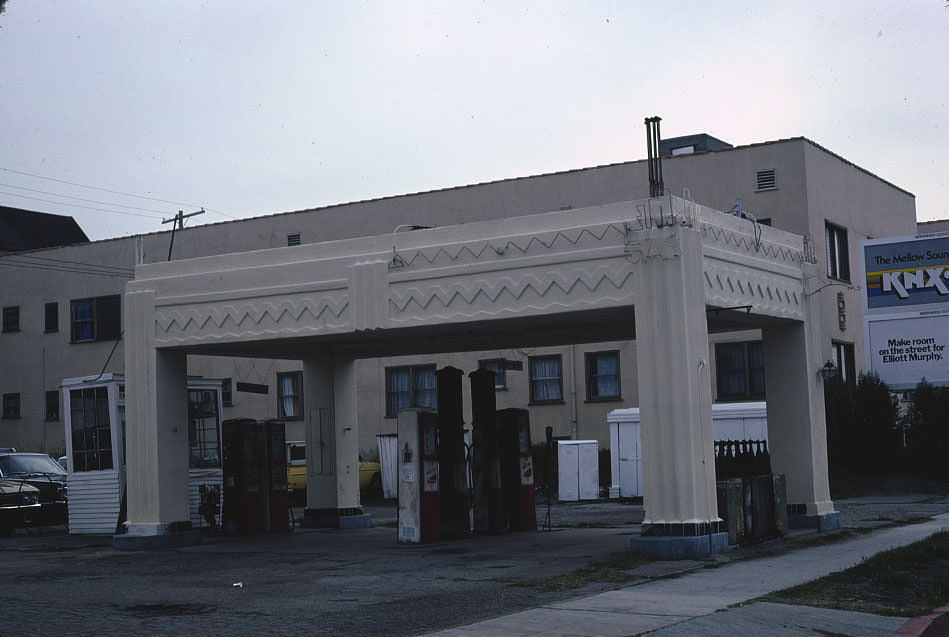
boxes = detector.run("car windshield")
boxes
[0,454,66,477]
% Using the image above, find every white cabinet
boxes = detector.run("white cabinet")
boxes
[557,440,599,501]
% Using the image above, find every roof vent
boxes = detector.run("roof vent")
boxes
[287,233,302,247]
[756,169,776,191]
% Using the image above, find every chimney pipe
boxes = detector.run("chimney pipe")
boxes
[645,116,664,197]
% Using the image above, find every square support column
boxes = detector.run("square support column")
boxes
[302,351,370,529]
[116,287,198,549]
[630,224,726,558]
[762,269,838,531]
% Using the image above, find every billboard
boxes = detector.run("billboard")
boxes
[861,232,949,390]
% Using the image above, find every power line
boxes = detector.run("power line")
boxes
[0,166,239,221]
[0,182,175,215]
[0,253,134,276]
[0,190,165,220]
[0,166,203,209]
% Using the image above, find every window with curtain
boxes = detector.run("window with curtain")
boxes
[385,364,436,417]
[585,351,621,401]
[277,371,303,420]
[715,341,765,400]
[477,359,507,389]
[529,355,563,403]
[832,341,856,387]
[825,222,850,282]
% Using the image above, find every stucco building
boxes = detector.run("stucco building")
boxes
[0,135,917,461]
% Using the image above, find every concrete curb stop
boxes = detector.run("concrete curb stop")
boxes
[898,603,949,637]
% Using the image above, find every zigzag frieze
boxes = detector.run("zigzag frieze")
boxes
[394,224,629,269]
[387,296,635,328]
[156,297,349,337]
[701,223,805,266]
[704,266,803,317]
[153,323,352,347]
[388,267,634,315]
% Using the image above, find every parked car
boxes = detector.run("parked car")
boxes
[0,452,68,527]
[0,478,42,535]
[285,441,382,502]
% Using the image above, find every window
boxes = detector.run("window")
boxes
[832,341,856,387]
[70,295,121,342]
[825,222,850,282]
[2,393,21,419]
[69,386,113,471]
[221,378,233,406]
[477,359,507,390]
[671,145,695,155]
[45,390,59,421]
[756,169,776,190]
[45,302,59,333]
[585,351,621,401]
[385,364,436,417]
[529,355,563,404]
[2,306,20,333]
[277,371,303,420]
[715,341,766,400]
[189,389,221,468]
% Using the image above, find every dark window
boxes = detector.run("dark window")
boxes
[756,169,776,190]
[189,388,221,468]
[45,302,59,333]
[385,365,436,417]
[2,393,21,419]
[715,341,766,400]
[477,359,507,390]
[2,306,20,333]
[69,386,113,471]
[221,378,233,406]
[757,218,772,227]
[832,341,856,387]
[585,351,621,401]
[45,390,59,421]
[529,355,563,404]
[277,371,303,420]
[70,295,121,342]
[825,222,850,282]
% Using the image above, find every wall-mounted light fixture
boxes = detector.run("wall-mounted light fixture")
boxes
[819,360,837,380]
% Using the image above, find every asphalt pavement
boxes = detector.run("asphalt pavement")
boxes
[1,491,948,636]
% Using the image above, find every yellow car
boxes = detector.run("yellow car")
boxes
[286,442,382,500]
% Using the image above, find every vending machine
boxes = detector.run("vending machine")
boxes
[497,408,536,532]
[397,408,440,544]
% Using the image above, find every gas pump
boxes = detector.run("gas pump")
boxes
[222,418,289,535]
[436,367,469,539]
[497,408,536,532]
[470,368,504,534]
[397,408,440,544]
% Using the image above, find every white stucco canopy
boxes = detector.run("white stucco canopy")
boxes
[122,195,835,547]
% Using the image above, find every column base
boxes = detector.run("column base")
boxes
[631,521,729,559]
[788,510,840,532]
[302,506,373,529]
[113,521,202,550]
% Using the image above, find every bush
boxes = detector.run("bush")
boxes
[903,380,949,480]
[824,372,900,476]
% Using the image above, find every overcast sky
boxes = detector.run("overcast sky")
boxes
[1,1,946,241]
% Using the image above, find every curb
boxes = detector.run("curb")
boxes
[897,603,949,636]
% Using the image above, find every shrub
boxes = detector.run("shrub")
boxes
[903,380,949,480]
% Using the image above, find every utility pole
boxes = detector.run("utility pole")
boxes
[162,208,205,261]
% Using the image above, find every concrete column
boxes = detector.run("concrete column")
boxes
[762,268,838,531]
[302,350,370,529]
[630,224,725,558]
[117,287,195,548]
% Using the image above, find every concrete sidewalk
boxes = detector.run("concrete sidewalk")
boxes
[429,513,949,636]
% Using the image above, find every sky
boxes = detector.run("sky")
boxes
[1,1,947,241]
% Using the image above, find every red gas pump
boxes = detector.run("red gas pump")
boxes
[222,418,289,535]
[397,408,440,543]
[497,408,536,532]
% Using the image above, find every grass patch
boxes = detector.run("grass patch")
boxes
[760,530,949,617]
[493,550,653,592]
